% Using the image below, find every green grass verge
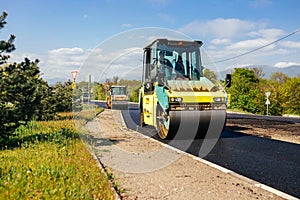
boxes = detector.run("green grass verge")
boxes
[0,108,115,199]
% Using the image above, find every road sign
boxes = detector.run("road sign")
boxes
[265,99,270,105]
[265,92,271,98]
[71,71,78,81]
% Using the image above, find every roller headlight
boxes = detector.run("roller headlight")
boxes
[213,97,225,102]
[169,97,183,102]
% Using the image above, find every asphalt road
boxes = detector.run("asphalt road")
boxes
[91,101,300,198]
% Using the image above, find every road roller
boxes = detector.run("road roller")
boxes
[106,85,128,110]
[139,39,230,139]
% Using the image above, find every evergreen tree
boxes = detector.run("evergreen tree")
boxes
[0,12,15,65]
[0,58,44,138]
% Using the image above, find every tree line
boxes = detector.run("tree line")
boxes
[73,77,141,102]
[222,68,300,116]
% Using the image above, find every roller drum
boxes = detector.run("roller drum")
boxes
[111,101,128,110]
[159,110,226,140]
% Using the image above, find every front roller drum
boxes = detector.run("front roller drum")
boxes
[111,101,128,110]
[156,105,172,139]
[106,97,112,109]
[156,108,226,140]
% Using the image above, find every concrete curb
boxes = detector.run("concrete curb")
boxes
[83,118,121,200]
[85,144,121,200]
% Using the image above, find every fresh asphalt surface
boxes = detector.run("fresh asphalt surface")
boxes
[92,101,300,198]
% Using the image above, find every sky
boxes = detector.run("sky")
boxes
[1,0,300,83]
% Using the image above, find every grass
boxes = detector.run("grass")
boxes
[0,108,116,199]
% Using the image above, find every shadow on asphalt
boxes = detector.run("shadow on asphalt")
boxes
[220,129,252,139]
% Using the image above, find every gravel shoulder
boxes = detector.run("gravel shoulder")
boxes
[226,117,300,144]
[86,109,288,200]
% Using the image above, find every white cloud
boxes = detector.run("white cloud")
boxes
[210,38,231,45]
[179,20,286,62]
[14,46,140,83]
[280,41,300,49]
[274,62,300,68]
[226,38,275,51]
[202,26,291,67]
[48,47,84,55]
[47,47,86,68]
[9,52,41,63]
[178,18,257,38]
[8,50,85,83]
[76,47,143,82]
[179,19,300,72]
[248,28,285,39]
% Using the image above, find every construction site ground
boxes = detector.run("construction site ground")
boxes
[226,117,300,145]
[85,109,299,199]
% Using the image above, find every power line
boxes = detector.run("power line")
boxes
[205,28,300,65]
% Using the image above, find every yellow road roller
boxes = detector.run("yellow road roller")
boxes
[139,39,230,139]
[106,85,128,110]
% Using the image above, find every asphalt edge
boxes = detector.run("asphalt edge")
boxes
[117,110,299,200]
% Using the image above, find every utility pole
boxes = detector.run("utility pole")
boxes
[265,92,271,116]
[88,74,91,104]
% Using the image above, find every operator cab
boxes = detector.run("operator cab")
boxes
[110,86,127,95]
[143,39,203,87]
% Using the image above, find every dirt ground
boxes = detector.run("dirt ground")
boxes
[85,109,300,200]
[226,118,300,144]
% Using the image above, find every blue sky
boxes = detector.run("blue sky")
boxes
[2,0,300,83]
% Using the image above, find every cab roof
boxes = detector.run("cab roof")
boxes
[144,38,203,50]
